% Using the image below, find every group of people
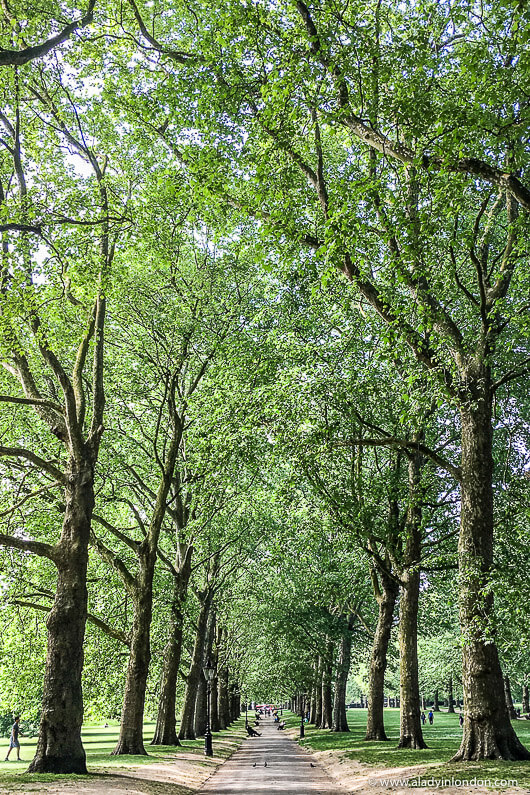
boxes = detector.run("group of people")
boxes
[420,710,434,726]
[420,709,465,728]
[246,706,286,735]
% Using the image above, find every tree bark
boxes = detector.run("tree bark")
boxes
[397,446,427,750]
[151,546,193,745]
[218,666,230,729]
[210,625,221,732]
[321,642,334,729]
[522,683,529,715]
[314,657,323,727]
[309,662,317,723]
[194,610,215,737]
[179,590,213,740]
[452,385,530,761]
[365,565,398,741]
[28,462,94,773]
[332,615,354,732]
[433,690,440,711]
[447,675,455,713]
[504,676,517,720]
[112,549,154,756]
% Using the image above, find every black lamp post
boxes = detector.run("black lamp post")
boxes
[203,659,215,757]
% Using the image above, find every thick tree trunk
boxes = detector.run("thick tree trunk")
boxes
[397,447,426,750]
[179,591,213,740]
[218,667,230,729]
[28,464,94,774]
[522,683,530,715]
[433,690,440,711]
[321,643,334,729]
[194,673,207,737]
[113,552,155,756]
[332,615,354,732]
[365,567,398,741]
[397,568,426,749]
[452,389,529,761]
[504,676,517,720]
[447,675,455,713]
[194,611,215,737]
[151,547,193,746]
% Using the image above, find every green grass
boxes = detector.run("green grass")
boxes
[286,709,530,790]
[0,718,247,790]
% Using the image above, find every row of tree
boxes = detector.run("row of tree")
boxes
[1,0,530,773]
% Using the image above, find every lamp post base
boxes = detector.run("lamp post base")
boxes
[204,729,213,757]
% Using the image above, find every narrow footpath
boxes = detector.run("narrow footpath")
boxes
[200,717,342,794]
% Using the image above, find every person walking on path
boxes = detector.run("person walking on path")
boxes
[4,716,24,761]
[428,710,434,725]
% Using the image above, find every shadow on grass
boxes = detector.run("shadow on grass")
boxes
[285,709,530,790]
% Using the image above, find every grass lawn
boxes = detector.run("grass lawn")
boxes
[285,708,530,790]
[0,718,247,790]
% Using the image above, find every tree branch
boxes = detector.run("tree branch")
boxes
[0,0,96,66]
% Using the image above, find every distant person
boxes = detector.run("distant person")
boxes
[459,713,464,727]
[420,711,426,725]
[428,710,434,725]
[4,716,24,761]
[246,724,261,737]
[277,720,286,730]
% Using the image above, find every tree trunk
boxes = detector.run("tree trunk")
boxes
[321,642,334,729]
[452,388,530,761]
[178,591,213,740]
[332,615,353,732]
[365,566,398,741]
[194,610,215,737]
[314,658,323,727]
[522,683,529,715]
[309,664,317,724]
[194,673,207,737]
[112,425,180,756]
[210,675,219,732]
[504,676,517,720]
[397,567,426,749]
[397,447,426,750]
[218,667,230,729]
[210,625,220,732]
[28,464,94,774]
[433,690,440,711]
[112,549,155,756]
[229,682,240,722]
[447,675,455,713]
[151,546,193,746]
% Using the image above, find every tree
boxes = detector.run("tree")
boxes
[128,0,530,760]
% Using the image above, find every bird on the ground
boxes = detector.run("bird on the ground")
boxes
[310,762,315,767]
[253,762,257,767]
[264,761,267,767]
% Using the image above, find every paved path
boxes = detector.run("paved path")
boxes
[200,717,341,794]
